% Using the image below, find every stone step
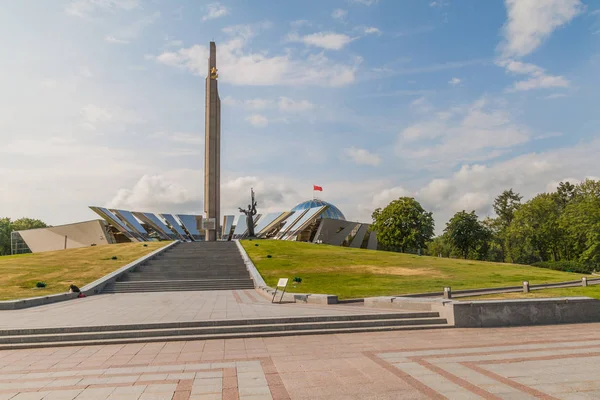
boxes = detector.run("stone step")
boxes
[102,287,255,293]
[0,312,442,335]
[102,240,252,294]
[0,324,452,350]
[0,314,448,348]
[120,277,251,282]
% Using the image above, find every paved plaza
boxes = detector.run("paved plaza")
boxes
[1,312,600,399]
[0,291,392,330]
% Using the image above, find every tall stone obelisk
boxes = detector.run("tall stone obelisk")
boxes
[204,42,220,241]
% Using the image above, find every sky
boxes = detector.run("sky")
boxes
[1,0,599,234]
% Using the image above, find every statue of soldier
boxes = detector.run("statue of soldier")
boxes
[239,188,258,237]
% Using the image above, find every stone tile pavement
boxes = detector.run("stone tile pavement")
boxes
[0,291,391,330]
[1,323,600,399]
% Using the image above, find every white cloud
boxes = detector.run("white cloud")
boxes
[105,11,160,44]
[344,147,382,166]
[246,114,269,127]
[221,96,238,106]
[155,27,361,87]
[332,9,348,20]
[79,67,94,78]
[105,36,130,44]
[451,192,491,213]
[41,79,58,89]
[288,32,355,50]
[449,77,461,86]
[499,0,584,58]
[245,98,273,110]
[108,174,198,212]
[363,27,382,35]
[202,2,229,21]
[397,97,530,168]
[81,104,112,124]
[152,132,203,145]
[348,0,378,5]
[65,0,139,17]
[278,97,315,112]
[165,39,183,48]
[371,186,410,209]
[499,60,569,91]
[410,96,433,113]
[541,93,567,100]
[430,0,450,7]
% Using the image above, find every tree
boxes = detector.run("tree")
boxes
[0,218,11,256]
[0,217,48,256]
[491,189,522,262]
[426,235,453,258]
[493,189,522,229]
[506,193,564,263]
[556,181,576,208]
[559,187,600,265]
[444,211,490,259]
[575,179,600,199]
[11,218,47,232]
[371,197,435,253]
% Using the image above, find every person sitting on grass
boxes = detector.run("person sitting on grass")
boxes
[69,284,85,298]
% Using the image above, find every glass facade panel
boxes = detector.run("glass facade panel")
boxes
[281,206,326,240]
[291,199,346,220]
[113,209,148,235]
[160,214,189,240]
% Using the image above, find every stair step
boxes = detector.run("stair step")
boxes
[0,317,447,344]
[102,241,252,294]
[0,324,451,350]
[103,288,255,293]
[0,312,441,335]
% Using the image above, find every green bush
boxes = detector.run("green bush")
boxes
[36,281,46,288]
[111,256,118,260]
[532,260,595,274]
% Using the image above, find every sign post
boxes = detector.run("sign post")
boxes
[272,278,289,304]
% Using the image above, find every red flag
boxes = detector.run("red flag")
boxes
[313,185,323,191]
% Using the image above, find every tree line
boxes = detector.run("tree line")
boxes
[0,218,47,255]
[371,179,600,269]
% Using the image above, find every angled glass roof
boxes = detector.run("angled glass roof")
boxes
[282,206,327,240]
[160,214,189,240]
[113,209,147,235]
[177,214,201,236]
[254,212,284,234]
[291,199,346,220]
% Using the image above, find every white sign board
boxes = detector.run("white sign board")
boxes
[276,278,289,288]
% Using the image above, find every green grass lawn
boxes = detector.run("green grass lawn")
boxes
[0,242,168,300]
[242,240,585,299]
[459,285,600,301]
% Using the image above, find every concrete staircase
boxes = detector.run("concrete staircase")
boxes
[0,312,450,350]
[102,242,255,293]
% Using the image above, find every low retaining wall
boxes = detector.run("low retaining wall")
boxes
[0,241,178,311]
[452,297,600,327]
[363,296,600,328]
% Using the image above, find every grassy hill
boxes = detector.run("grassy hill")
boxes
[0,242,168,300]
[242,240,583,299]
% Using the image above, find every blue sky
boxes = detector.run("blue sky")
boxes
[1,0,599,232]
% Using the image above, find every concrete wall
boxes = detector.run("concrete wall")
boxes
[364,296,600,328]
[452,297,600,328]
[18,220,112,253]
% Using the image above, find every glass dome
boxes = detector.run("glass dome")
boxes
[291,199,346,221]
